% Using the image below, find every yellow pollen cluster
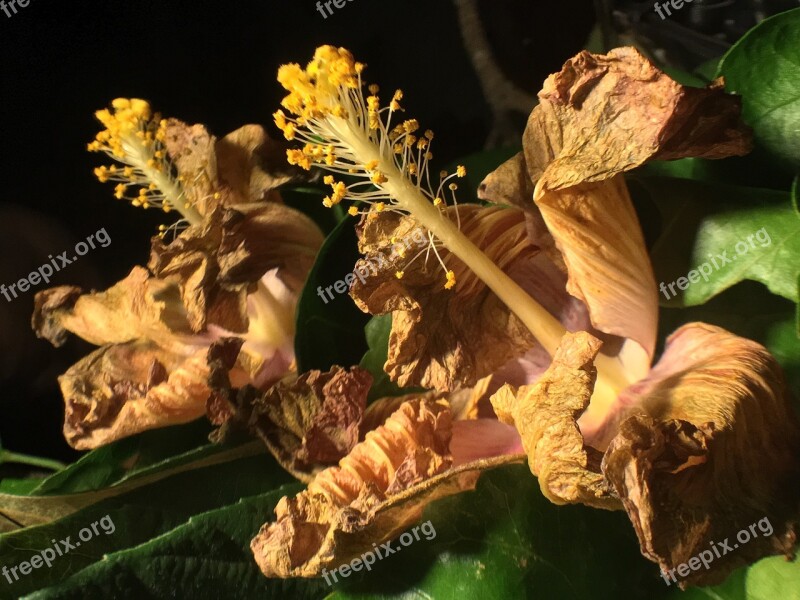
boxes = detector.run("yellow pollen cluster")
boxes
[275,46,468,291]
[88,98,189,218]
[444,270,456,290]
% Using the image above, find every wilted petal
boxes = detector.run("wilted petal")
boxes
[490,331,621,510]
[350,205,588,392]
[526,47,751,192]
[216,124,305,204]
[216,202,324,294]
[251,398,521,578]
[163,120,306,213]
[534,176,657,379]
[149,202,322,333]
[602,323,800,587]
[208,338,372,482]
[61,341,210,450]
[478,48,753,379]
[33,267,193,351]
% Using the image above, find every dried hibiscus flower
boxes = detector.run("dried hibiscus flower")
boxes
[265,44,799,587]
[33,99,323,449]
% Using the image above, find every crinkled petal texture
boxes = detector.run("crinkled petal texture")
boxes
[33,125,323,449]
[251,397,522,578]
[207,338,373,482]
[59,341,210,450]
[490,331,620,510]
[603,323,800,587]
[163,120,304,212]
[492,325,800,587]
[33,268,215,449]
[525,47,751,190]
[350,206,589,392]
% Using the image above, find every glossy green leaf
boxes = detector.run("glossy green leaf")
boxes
[295,216,370,373]
[31,419,214,496]
[668,555,800,600]
[630,176,800,307]
[718,8,800,172]
[0,444,291,597]
[24,485,325,600]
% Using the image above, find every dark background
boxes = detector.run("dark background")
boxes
[0,0,595,465]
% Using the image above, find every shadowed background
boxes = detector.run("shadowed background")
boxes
[0,0,595,465]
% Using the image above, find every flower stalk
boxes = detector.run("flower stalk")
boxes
[274,46,634,395]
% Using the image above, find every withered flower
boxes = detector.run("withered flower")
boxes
[478,49,799,587]
[33,99,323,449]
[271,45,798,587]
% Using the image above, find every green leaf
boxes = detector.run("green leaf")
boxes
[717,8,800,173]
[667,555,800,600]
[0,445,292,597]
[295,216,370,373]
[330,464,668,600]
[0,479,41,496]
[24,485,325,600]
[630,176,800,307]
[31,419,214,496]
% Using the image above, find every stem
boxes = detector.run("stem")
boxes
[0,451,65,471]
[336,118,633,393]
[121,135,203,226]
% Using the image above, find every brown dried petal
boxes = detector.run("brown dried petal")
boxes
[602,323,800,587]
[251,397,521,578]
[490,331,620,510]
[61,341,210,450]
[525,47,751,192]
[215,124,306,205]
[164,120,307,212]
[32,267,193,350]
[350,206,540,392]
[149,202,322,333]
[149,212,248,333]
[217,202,324,294]
[208,339,372,481]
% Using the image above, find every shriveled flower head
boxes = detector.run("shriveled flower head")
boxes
[34,100,324,449]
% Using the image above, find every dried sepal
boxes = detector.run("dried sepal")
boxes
[208,339,372,482]
[251,397,522,578]
[490,331,620,510]
[602,323,800,587]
